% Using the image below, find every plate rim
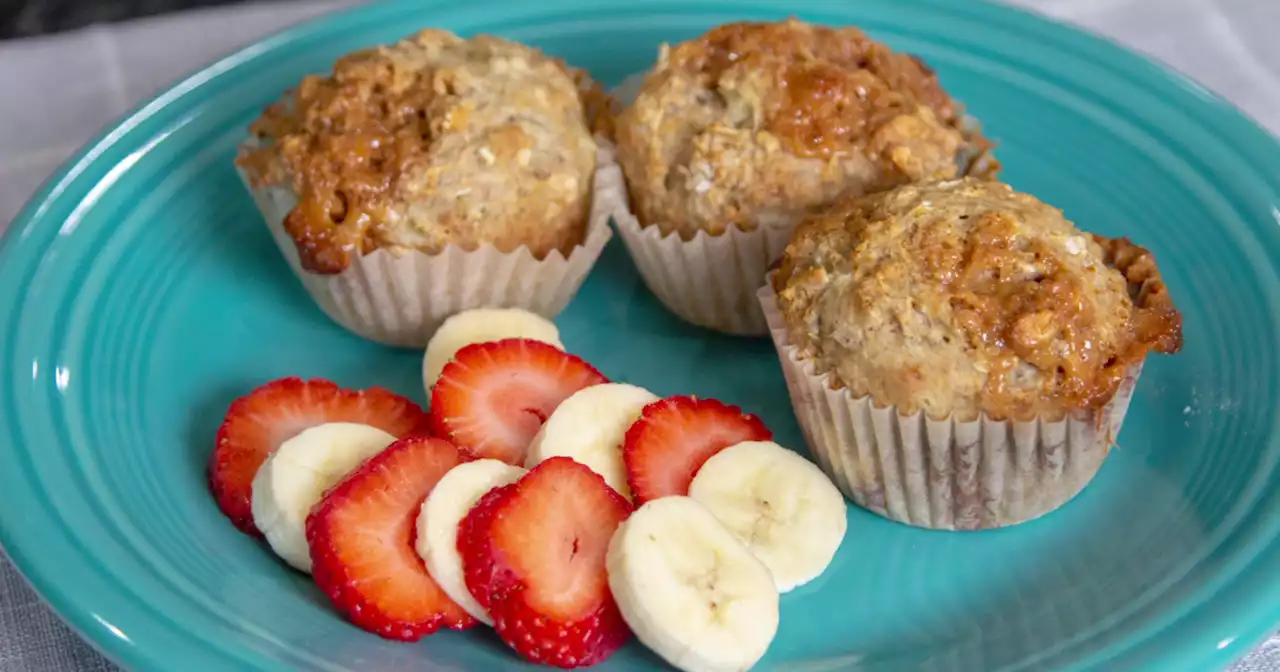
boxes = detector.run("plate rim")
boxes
[0,0,1278,670]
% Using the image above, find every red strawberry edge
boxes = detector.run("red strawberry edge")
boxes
[458,457,632,668]
[306,435,476,641]
[622,395,773,505]
[427,338,608,466]
[207,376,431,536]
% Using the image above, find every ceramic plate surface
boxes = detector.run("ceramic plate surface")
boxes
[1,1,1279,670]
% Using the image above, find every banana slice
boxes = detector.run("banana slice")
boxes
[423,308,563,392]
[688,440,847,593]
[415,458,526,625]
[251,422,397,572]
[607,496,779,672]
[525,382,658,500]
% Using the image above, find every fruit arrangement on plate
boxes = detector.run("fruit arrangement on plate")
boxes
[209,309,847,670]
[213,14,1184,672]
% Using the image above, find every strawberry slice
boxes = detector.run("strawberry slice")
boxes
[429,339,607,466]
[208,377,430,536]
[458,457,631,668]
[623,396,773,505]
[306,435,475,640]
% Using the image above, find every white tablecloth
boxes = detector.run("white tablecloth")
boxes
[0,0,1277,669]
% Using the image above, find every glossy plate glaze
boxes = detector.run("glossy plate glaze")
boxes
[1,1,1278,670]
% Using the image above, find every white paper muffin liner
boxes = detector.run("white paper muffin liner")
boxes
[609,187,791,336]
[236,142,617,348]
[606,73,788,336]
[757,276,1142,530]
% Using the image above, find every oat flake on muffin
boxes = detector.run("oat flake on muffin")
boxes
[772,177,1182,422]
[613,18,998,241]
[237,29,606,274]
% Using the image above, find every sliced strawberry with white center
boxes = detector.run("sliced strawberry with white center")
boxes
[208,377,429,536]
[306,435,475,641]
[428,339,607,466]
[458,457,632,668]
[623,396,773,505]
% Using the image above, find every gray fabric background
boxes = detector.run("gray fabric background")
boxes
[0,0,1277,669]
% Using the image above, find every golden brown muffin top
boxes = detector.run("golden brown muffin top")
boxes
[773,178,1181,421]
[238,29,605,274]
[613,19,997,240]
[670,19,959,159]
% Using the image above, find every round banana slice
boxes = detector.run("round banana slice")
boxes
[689,440,847,592]
[251,422,397,572]
[607,496,779,672]
[525,382,658,500]
[415,459,527,625]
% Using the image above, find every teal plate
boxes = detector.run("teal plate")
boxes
[2,0,1279,670]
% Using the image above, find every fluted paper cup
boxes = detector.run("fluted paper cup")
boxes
[757,276,1141,530]
[609,193,791,335]
[237,142,617,348]
[607,73,788,336]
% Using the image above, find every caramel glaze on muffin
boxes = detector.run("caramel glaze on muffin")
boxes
[772,178,1181,422]
[237,29,609,274]
[613,19,998,241]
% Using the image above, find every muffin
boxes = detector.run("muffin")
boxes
[611,18,997,335]
[236,29,621,347]
[758,178,1181,530]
